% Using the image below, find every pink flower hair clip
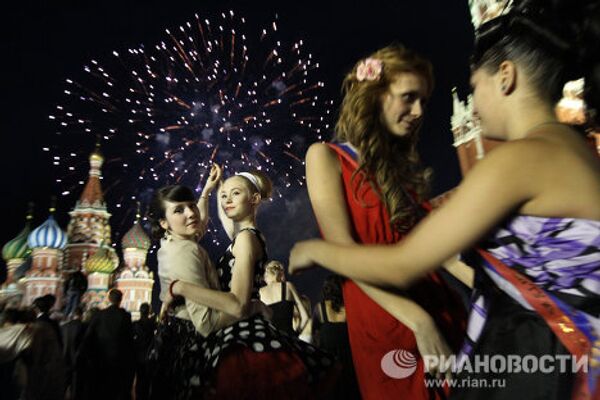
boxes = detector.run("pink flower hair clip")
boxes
[356,58,383,82]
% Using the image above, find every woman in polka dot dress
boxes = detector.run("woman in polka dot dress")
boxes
[170,170,337,399]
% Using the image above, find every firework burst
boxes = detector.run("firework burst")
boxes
[47,10,333,239]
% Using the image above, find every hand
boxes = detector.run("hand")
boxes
[203,164,222,194]
[158,288,174,322]
[414,317,453,381]
[160,281,185,321]
[288,240,320,274]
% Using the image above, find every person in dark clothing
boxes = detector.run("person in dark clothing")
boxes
[313,275,361,400]
[61,305,85,399]
[63,271,88,318]
[258,260,309,336]
[78,289,135,400]
[32,294,63,349]
[0,306,32,400]
[73,306,98,400]
[2,303,66,400]
[132,303,156,400]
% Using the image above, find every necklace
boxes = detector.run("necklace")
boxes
[523,121,565,137]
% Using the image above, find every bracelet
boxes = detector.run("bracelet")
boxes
[169,279,180,298]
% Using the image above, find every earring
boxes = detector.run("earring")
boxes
[163,230,172,241]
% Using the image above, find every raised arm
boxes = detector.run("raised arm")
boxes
[291,140,540,288]
[197,164,222,234]
[287,282,309,333]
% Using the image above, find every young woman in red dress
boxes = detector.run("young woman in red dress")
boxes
[304,44,467,399]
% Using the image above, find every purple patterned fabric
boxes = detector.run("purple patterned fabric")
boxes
[459,215,600,359]
[482,216,600,296]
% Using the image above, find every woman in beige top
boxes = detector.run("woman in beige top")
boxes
[154,164,245,335]
[150,165,253,398]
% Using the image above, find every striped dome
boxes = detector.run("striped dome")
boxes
[121,222,151,250]
[27,215,67,249]
[84,246,117,274]
[3,223,32,261]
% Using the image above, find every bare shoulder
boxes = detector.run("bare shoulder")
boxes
[483,131,598,176]
[516,126,596,162]
[306,142,339,168]
[231,229,262,257]
[450,138,555,206]
[464,132,600,218]
[489,136,556,160]
[470,137,558,178]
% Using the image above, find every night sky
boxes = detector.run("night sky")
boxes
[1,0,474,300]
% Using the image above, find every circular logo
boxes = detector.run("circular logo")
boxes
[380,349,417,379]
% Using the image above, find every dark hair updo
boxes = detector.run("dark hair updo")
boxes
[148,185,196,240]
[472,0,600,126]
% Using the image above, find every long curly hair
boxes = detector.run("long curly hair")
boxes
[335,44,433,231]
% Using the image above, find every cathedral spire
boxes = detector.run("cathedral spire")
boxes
[79,142,105,208]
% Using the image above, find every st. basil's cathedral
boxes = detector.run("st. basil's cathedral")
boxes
[0,148,153,320]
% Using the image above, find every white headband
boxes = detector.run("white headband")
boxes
[235,172,260,192]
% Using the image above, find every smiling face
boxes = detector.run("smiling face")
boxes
[159,200,201,240]
[219,176,258,222]
[380,72,429,137]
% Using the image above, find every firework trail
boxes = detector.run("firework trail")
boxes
[46,10,333,242]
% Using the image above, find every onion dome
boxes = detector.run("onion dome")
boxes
[3,213,33,261]
[27,214,67,250]
[121,210,151,250]
[84,246,117,274]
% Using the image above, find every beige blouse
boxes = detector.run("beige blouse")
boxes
[157,237,220,337]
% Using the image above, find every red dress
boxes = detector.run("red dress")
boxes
[327,143,466,399]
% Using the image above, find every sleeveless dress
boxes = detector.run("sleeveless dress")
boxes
[198,227,338,399]
[267,281,296,336]
[327,143,467,399]
[452,215,600,400]
[314,302,361,400]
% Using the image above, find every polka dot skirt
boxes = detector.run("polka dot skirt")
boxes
[199,314,335,385]
[204,227,336,386]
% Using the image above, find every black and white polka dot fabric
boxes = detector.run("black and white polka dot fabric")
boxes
[215,227,266,295]
[203,227,336,383]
